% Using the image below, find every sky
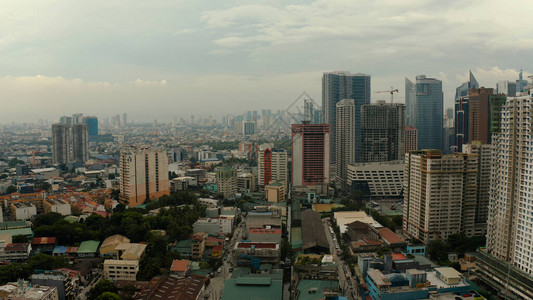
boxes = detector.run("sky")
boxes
[1,0,533,123]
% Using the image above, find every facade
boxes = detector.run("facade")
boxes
[237,173,256,193]
[405,75,443,150]
[43,199,71,216]
[496,80,517,96]
[257,145,288,191]
[103,259,139,281]
[119,147,170,207]
[486,95,533,275]
[404,126,418,154]
[52,123,88,164]
[291,123,331,187]
[322,71,371,163]
[170,259,191,278]
[335,99,356,187]
[361,101,405,163]
[454,96,469,152]
[191,232,206,260]
[265,182,285,203]
[82,116,98,137]
[1,243,31,261]
[242,121,256,135]
[347,160,404,198]
[403,150,480,244]
[216,167,237,199]
[233,242,280,269]
[11,202,37,220]
[462,142,492,236]
[468,88,506,144]
[30,270,79,300]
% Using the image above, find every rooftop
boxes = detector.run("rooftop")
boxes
[170,260,190,272]
[134,275,208,300]
[221,268,283,300]
[77,240,100,253]
[236,242,278,249]
[32,237,56,245]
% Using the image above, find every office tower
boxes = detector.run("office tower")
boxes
[360,101,405,162]
[242,121,255,135]
[122,113,128,126]
[455,71,479,101]
[322,71,371,163]
[405,75,443,150]
[475,95,533,299]
[59,116,73,125]
[257,145,288,191]
[71,124,89,163]
[468,88,506,144]
[335,99,356,186]
[291,123,331,187]
[454,96,469,152]
[404,126,418,154]
[83,116,98,137]
[403,150,478,243]
[52,124,70,164]
[119,147,169,207]
[72,113,83,124]
[462,142,492,236]
[52,123,89,164]
[112,115,121,126]
[216,167,237,199]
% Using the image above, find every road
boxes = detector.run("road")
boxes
[322,219,359,300]
[202,219,244,300]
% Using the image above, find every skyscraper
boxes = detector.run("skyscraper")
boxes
[119,147,169,207]
[454,72,480,151]
[335,99,356,187]
[360,101,405,162]
[475,94,533,299]
[322,71,371,163]
[257,144,288,191]
[83,116,98,138]
[405,75,443,150]
[404,126,418,154]
[52,123,89,164]
[403,150,479,244]
[292,123,331,188]
[468,87,506,144]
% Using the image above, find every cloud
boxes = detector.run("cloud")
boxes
[134,79,168,86]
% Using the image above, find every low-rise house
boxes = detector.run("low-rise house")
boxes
[1,243,31,261]
[76,240,100,258]
[99,234,131,257]
[170,260,191,278]
[103,259,139,281]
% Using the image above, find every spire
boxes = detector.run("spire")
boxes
[469,70,479,89]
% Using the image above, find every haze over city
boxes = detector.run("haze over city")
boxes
[2,0,533,123]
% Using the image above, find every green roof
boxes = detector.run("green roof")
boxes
[77,240,100,253]
[0,221,27,229]
[0,227,33,237]
[296,280,339,300]
[291,227,303,249]
[221,268,283,300]
[170,239,192,256]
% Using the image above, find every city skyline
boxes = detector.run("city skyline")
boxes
[1,1,533,122]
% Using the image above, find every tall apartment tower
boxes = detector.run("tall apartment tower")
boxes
[257,145,288,191]
[486,95,533,274]
[52,124,70,164]
[292,123,331,188]
[52,123,89,164]
[468,88,506,144]
[405,75,443,150]
[403,150,479,244]
[216,167,237,199]
[462,142,492,236]
[360,101,405,163]
[335,99,356,186]
[322,71,371,163]
[404,127,418,154]
[119,147,170,207]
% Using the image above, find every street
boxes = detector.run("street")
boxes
[322,219,359,300]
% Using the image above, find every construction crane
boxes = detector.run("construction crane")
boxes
[375,87,399,103]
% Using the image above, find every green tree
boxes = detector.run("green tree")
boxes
[6,185,17,194]
[428,240,450,263]
[121,285,137,300]
[88,279,118,300]
[8,158,24,168]
[12,235,28,243]
[96,292,122,300]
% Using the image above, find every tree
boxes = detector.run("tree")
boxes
[88,279,118,300]
[428,240,450,263]
[121,285,137,300]
[12,235,28,243]
[108,173,116,180]
[113,203,126,213]
[6,185,17,194]
[96,292,122,300]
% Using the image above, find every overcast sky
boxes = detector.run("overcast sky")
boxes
[1,0,532,123]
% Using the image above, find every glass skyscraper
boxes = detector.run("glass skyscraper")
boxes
[454,71,479,152]
[405,75,443,150]
[322,71,371,163]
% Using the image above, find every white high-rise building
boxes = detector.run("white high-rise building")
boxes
[403,150,478,244]
[120,147,169,207]
[257,144,288,191]
[486,95,533,274]
[335,99,356,187]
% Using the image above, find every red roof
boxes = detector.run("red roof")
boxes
[5,243,29,252]
[32,237,57,245]
[170,260,190,272]
[206,236,223,243]
[237,242,277,249]
[362,237,382,246]
[391,253,408,261]
[378,227,405,244]
[66,247,78,253]
[213,245,223,252]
